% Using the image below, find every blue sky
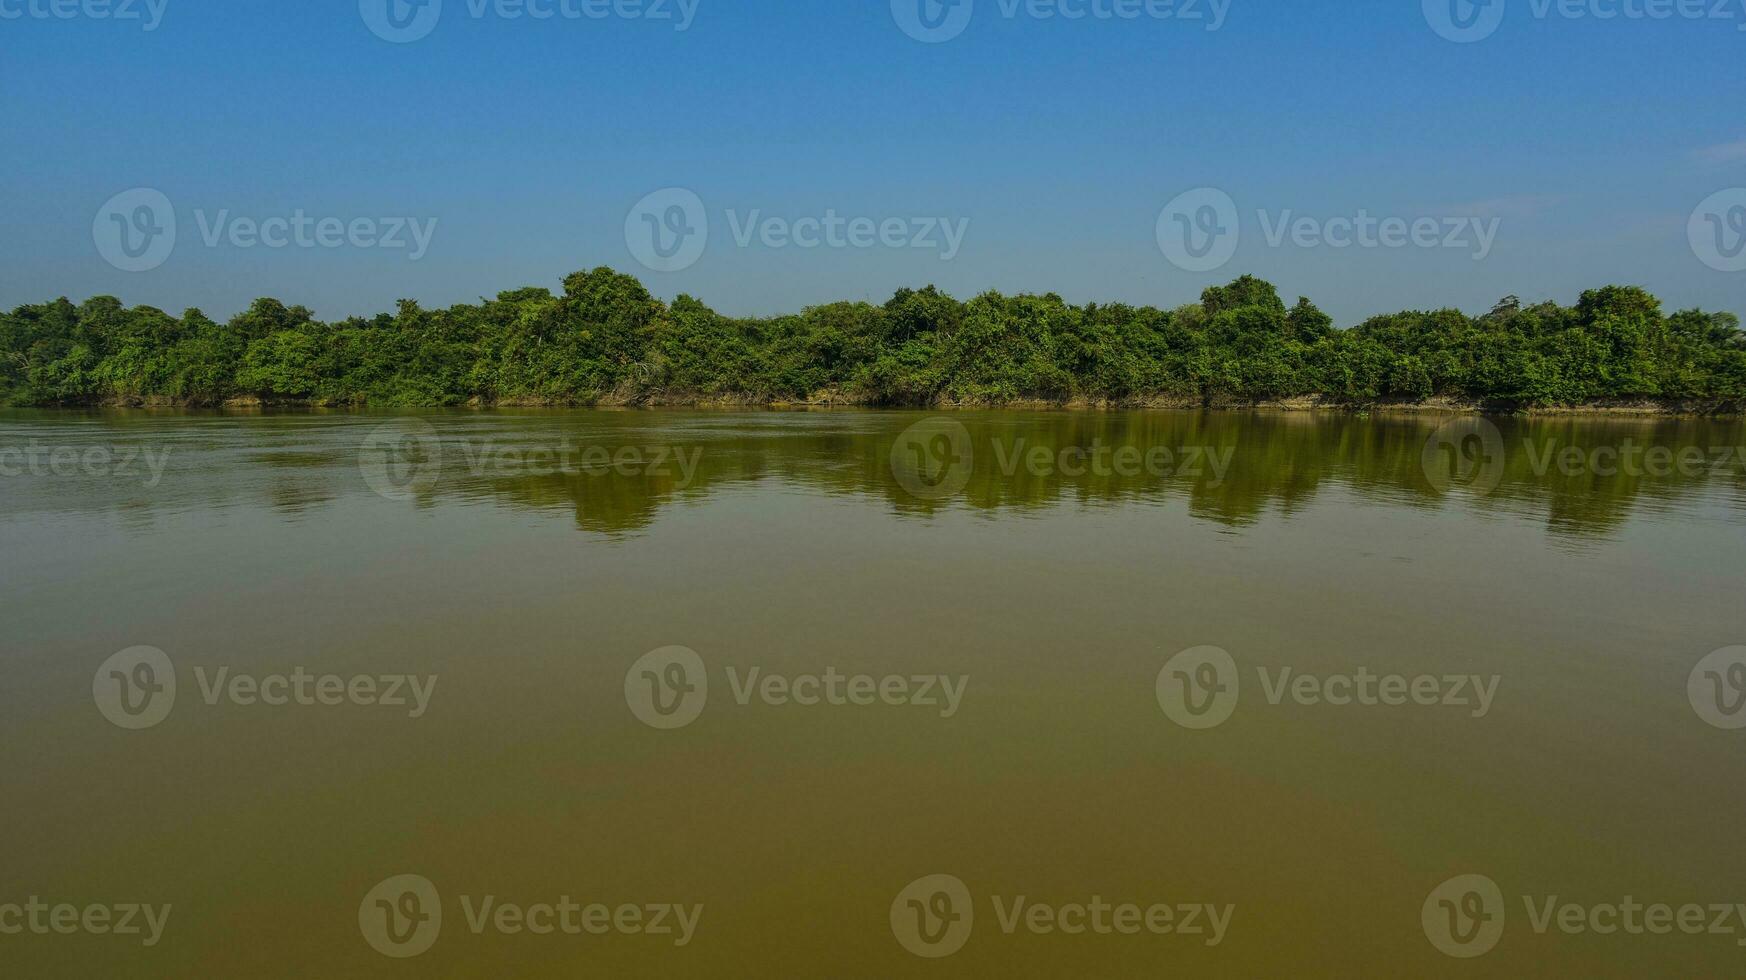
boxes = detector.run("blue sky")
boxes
[2,0,1743,324]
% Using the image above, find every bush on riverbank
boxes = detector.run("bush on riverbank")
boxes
[2,269,1742,408]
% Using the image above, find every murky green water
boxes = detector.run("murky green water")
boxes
[3,408,1744,977]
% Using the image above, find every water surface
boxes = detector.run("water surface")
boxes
[3,409,1744,977]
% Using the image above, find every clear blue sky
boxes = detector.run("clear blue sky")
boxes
[2,0,1742,324]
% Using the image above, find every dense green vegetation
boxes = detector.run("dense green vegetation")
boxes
[2,269,1741,408]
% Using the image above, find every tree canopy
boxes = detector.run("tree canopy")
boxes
[3,269,1741,408]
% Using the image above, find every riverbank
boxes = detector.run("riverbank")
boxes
[6,271,1743,417]
[18,393,1745,417]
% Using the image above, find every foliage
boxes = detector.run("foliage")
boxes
[2,270,1741,407]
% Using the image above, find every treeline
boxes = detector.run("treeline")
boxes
[2,268,1742,408]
